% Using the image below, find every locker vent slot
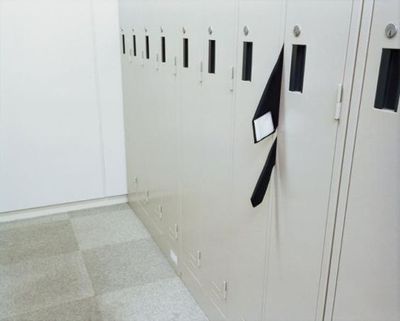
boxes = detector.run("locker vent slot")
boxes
[242,42,253,81]
[289,45,306,93]
[161,36,166,63]
[183,38,189,68]
[208,40,216,74]
[145,36,150,59]
[122,34,126,54]
[374,49,400,112]
[133,35,137,56]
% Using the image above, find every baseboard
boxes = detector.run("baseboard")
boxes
[0,195,128,223]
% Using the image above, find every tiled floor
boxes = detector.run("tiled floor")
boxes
[0,204,208,321]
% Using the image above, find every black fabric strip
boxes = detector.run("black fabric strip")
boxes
[252,46,284,143]
[251,138,277,208]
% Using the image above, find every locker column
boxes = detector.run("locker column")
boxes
[177,0,209,310]
[228,1,286,321]
[148,0,181,272]
[329,0,400,320]
[265,1,361,320]
[197,0,237,319]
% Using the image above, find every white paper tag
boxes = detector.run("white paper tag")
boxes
[253,112,274,142]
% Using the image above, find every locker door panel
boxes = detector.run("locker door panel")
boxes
[149,0,181,270]
[265,1,355,320]
[123,0,143,207]
[200,0,236,318]
[229,1,285,320]
[178,0,207,290]
[131,0,157,229]
[140,0,167,236]
[333,1,400,320]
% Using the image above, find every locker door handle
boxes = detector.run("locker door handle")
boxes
[251,139,277,208]
[252,46,284,143]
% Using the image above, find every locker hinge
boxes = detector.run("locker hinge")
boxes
[230,66,235,92]
[196,250,202,267]
[174,224,179,240]
[199,61,204,84]
[173,56,178,76]
[223,280,228,300]
[335,84,343,120]
[158,205,163,219]
[156,53,160,71]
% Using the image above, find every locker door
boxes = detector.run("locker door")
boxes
[229,1,285,320]
[123,0,145,207]
[139,0,167,238]
[332,1,400,320]
[178,0,207,296]
[199,0,237,319]
[129,0,163,239]
[265,1,357,320]
[148,0,181,271]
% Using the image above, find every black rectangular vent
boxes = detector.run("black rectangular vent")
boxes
[161,37,166,63]
[183,38,189,68]
[133,35,137,56]
[145,36,150,59]
[242,42,253,81]
[289,45,307,93]
[375,49,400,112]
[208,40,216,74]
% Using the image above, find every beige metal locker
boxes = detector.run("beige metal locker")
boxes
[227,1,286,320]
[197,1,237,319]
[265,1,361,320]
[149,0,181,271]
[328,1,400,320]
[178,0,209,308]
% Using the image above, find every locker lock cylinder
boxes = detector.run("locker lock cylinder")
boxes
[208,26,213,35]
[160,26,163,33]
[385,23,398,39]
[243,25,249,36]
[182,27,186,34]
[293,25,301,37]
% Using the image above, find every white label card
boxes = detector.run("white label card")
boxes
[253,112,274,142]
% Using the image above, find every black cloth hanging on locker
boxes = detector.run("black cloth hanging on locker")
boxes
[251,46,284,143]
[250,46,284,208]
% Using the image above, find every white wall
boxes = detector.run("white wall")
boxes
[0,0,127,213]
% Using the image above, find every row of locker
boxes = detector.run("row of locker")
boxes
[119,0,399,320]
[121,31,267,84]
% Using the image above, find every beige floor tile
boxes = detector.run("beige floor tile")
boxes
[1,297,101,321]
[0,220,78,265]
[68,204,131,218]
[96,278,209,321]
[83,239,175,295]
[0,252,94,319]
[71,208,150,250]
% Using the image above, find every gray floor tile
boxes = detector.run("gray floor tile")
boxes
[96,278,209,321]
[68,204,131,218]
[0,220,79,265]
[71,208,150,250]
[0,213,69,232]
[0,252,94,319]
[1,297,101,321]
[83,239,175,295]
